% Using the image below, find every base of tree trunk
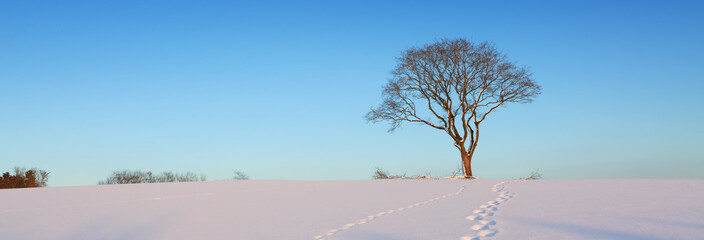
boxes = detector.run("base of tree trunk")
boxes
[463,176,478,179]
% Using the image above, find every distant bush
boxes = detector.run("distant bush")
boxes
[0,167,50,189]
[523,169,543,180]
[232,170,249,180]
[98,170,206,185]
[373,167,391,179]
[372,167,412,179]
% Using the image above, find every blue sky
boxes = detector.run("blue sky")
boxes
[1,0,703,186]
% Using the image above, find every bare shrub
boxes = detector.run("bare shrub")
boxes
[373,167,391,179]
[98,170,207,185]
[98,170,150,185]
[523,169,543,180]
[449,164,464,178]
[233,171,249,180]
[156,171,176,183]
[372,167,408,179]
[176,171,199,182]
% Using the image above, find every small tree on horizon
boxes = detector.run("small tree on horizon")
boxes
[367,38,541,178]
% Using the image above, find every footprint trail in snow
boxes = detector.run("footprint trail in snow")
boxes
[312,183,469,240]
[460,181,514,240]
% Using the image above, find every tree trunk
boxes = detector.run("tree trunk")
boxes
[460,148,473,178]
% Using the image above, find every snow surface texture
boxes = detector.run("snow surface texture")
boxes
[1,179,702,239]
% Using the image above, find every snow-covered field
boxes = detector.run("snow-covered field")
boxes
[1,179,702,240]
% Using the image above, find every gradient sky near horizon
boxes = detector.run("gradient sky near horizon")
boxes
[2,0,703,186]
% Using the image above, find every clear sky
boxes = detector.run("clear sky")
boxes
[1,0,703,186]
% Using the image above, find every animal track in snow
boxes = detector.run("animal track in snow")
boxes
[459,181,514,239]
[313,184,468,240]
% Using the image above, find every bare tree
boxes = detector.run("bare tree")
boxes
[35,168,50,187]
[367,38,541,178]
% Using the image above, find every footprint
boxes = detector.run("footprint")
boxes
[460,236,480,240]
[479,212,494,217]
[466,215,482,220]
[478,229,497,237]
[470,224,488,230]
[479,220,496,225]
[484,206,498,211]
[472,209,485,214]
[481,211,495,216]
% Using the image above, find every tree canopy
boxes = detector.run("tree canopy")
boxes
[367,38,541,177]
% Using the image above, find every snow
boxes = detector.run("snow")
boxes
[1,179,702,239]
[496,179,704,240]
